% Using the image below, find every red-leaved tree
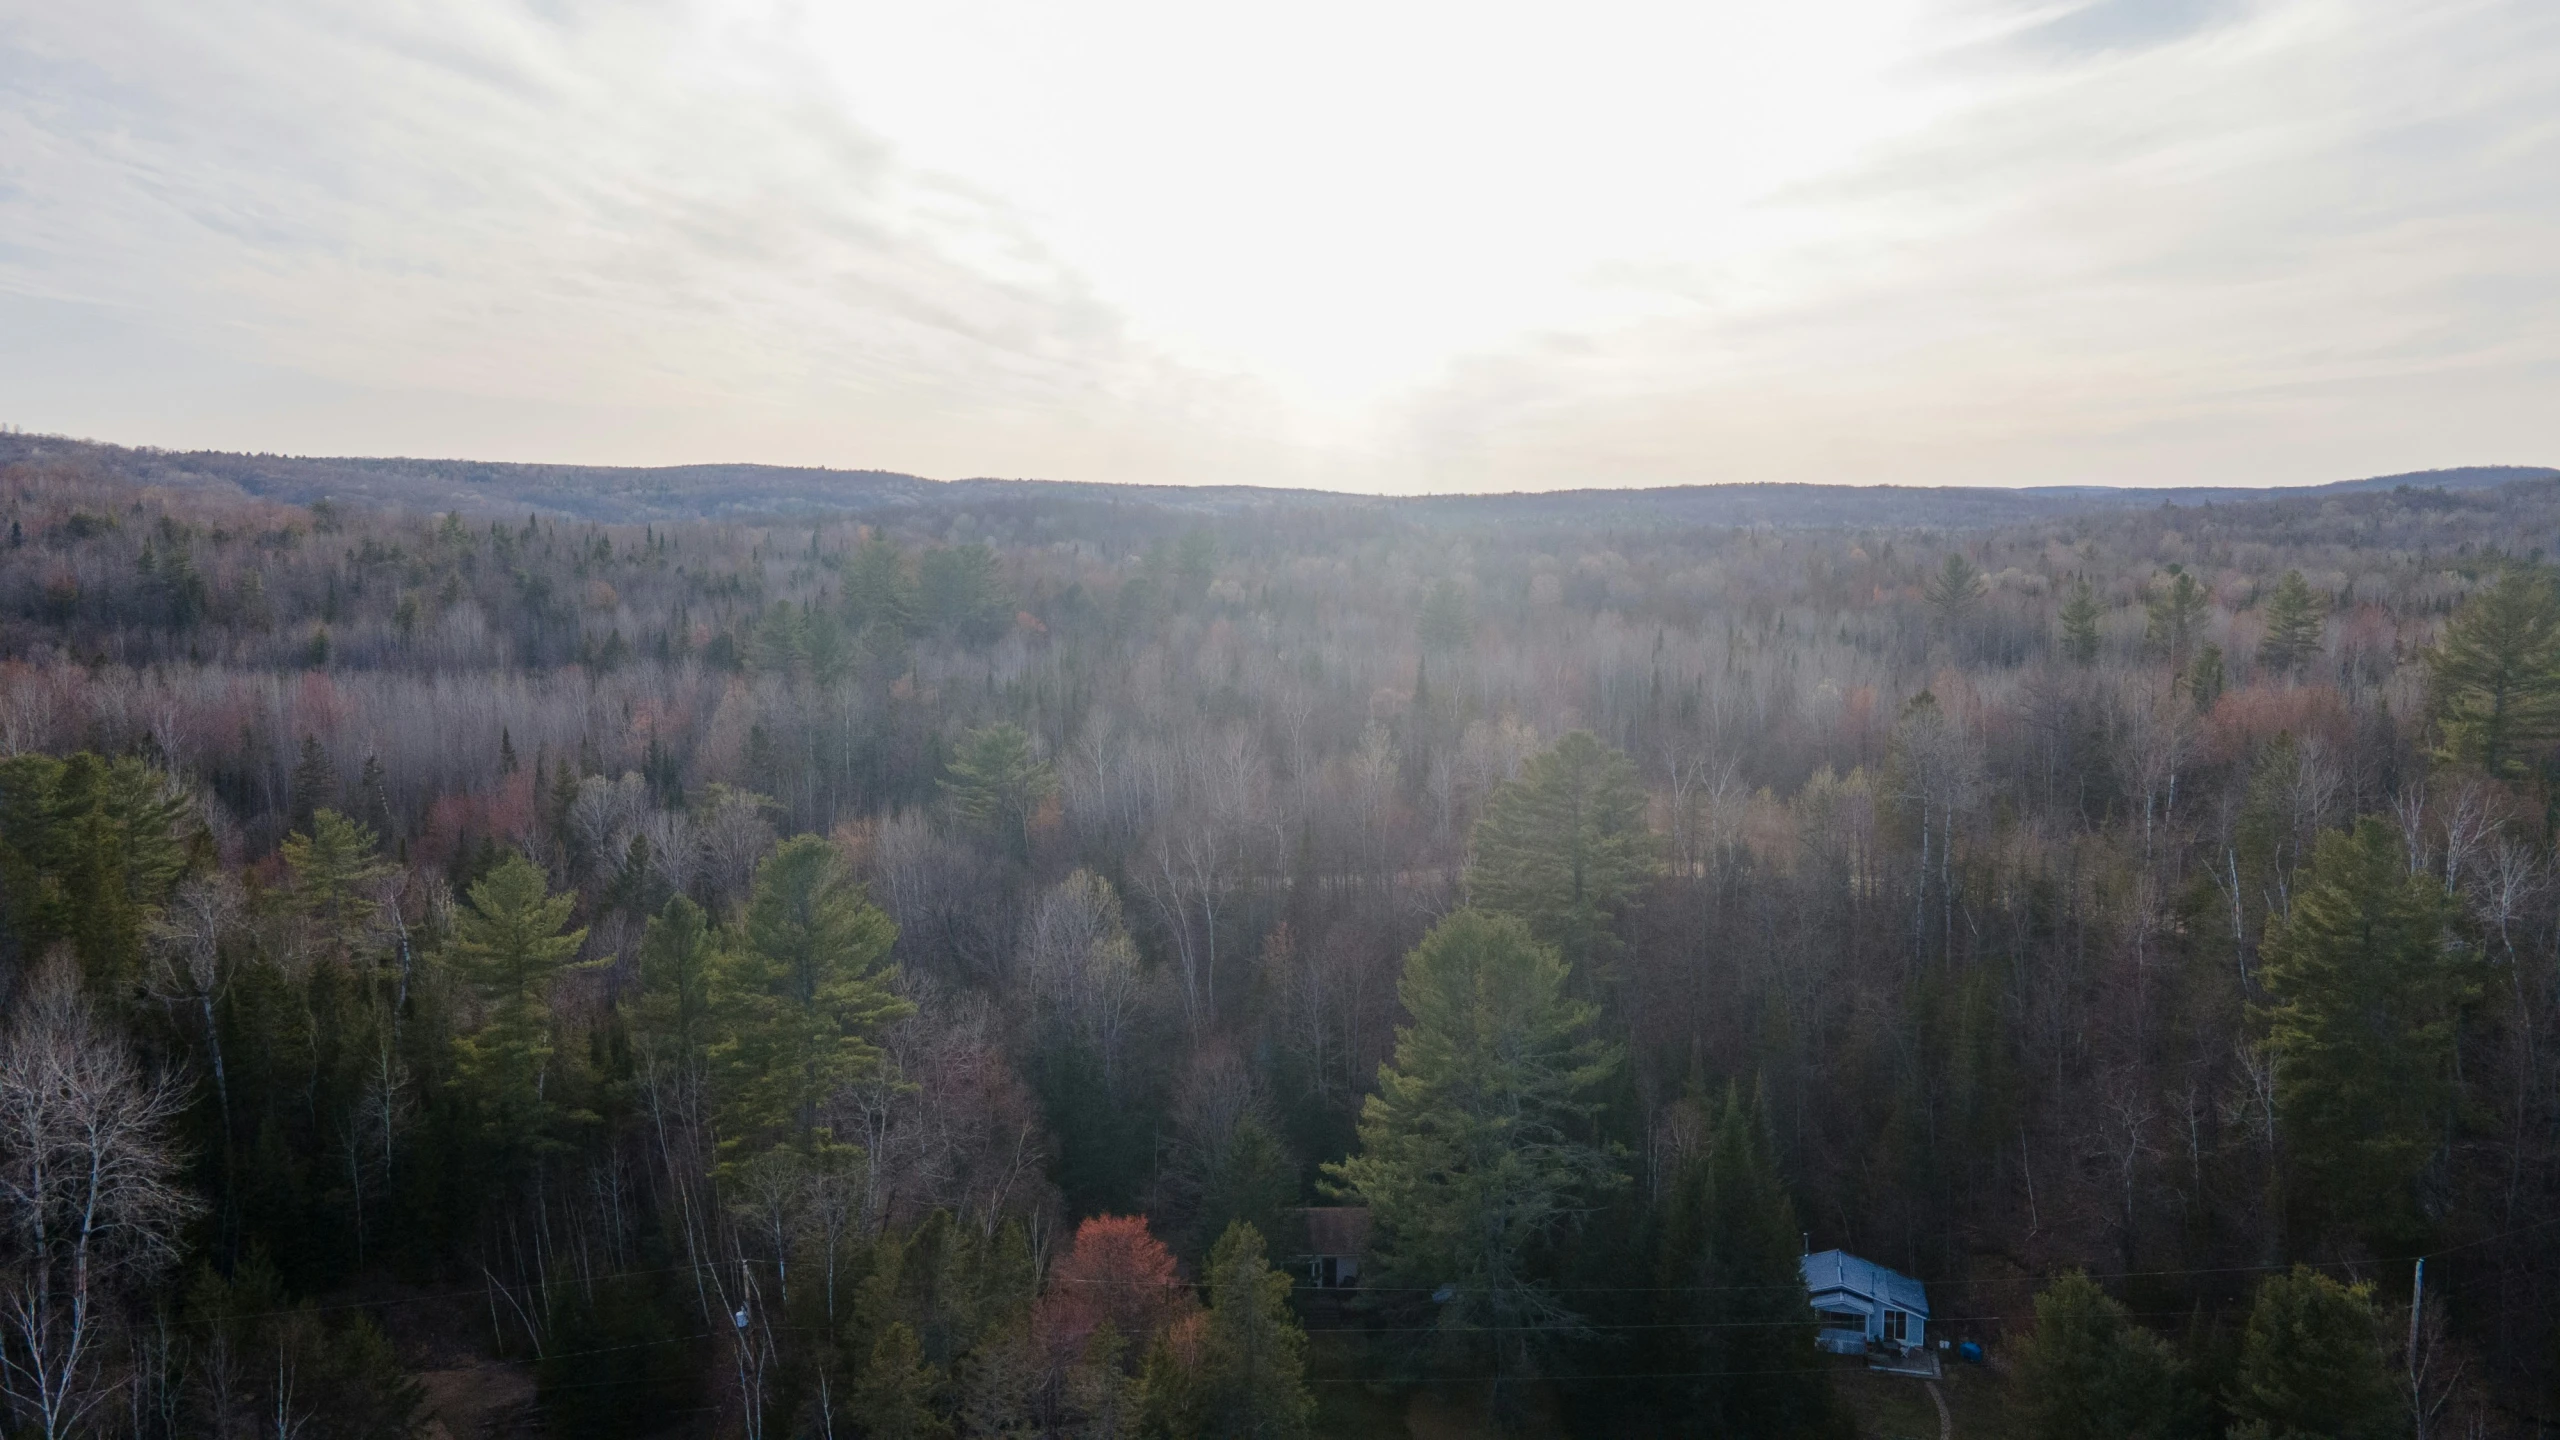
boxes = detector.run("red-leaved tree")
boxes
[1033,1214,1196,1366]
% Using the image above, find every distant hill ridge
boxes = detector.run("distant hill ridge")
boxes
[1,432,2550,531]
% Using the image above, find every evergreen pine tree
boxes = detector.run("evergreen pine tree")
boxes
[2257,817,2475,1242]
[281,809,392,967]
[2018,1272,2207,1440]
[751,600,807,676]
[444,851,592,1159]
[289,733,335,832]
[1924,552,1986,630]
[2058,579,2103,665]
[1174,530,1217,597]
[2426,564,2560,778]
[2255,570,2326,677]
[849,1322,950,1440]
[634,894,718,1076]
[2184,642,2226,713]
[939,723,1055,863]
[2143,567,2212,671]
[1324,910,1623,1393]
[1464,731,1660,972]
[546,760,580,854]
[1060,1326,1139,1438]
[710,835,907,1161]
[1188,1221,1315,1440]
[1135,1329,1202,1439]
[917,544,1012,645]
[2227,1269,2398,1440]
[354,753,394,841]
[1654,1084,1839,1438]
[1180,1115,1298,1263]
[0,753,199,1000]
[843,530,918,636]
[1418,578,1475,653]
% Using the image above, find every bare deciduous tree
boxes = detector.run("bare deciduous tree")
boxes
[146,875,244,1134]
[1019,871,1146,1097]
[569,772,650,880]
[695,784,777,913]
[839,987,1053,1236]
[0,962,203,1440]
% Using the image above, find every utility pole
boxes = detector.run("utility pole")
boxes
[2408,1256,2424,1369]
[2408,1256,2426,1440]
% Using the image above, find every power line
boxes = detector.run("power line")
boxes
[156,1202,2560,1335]
[1312,1364,1850,1384]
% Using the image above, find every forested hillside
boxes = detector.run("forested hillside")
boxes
[5,441,2560,1437]
[6,431,2550,530]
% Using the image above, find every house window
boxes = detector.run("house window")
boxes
[1883,1310,1906,1343]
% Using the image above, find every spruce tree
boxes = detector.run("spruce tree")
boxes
[1177,1111,1297,1263]
[2255,570,2325,677]
[2426,564,2560,778]
[2143,567,2212,671]
[1654,1084,1838,1437]
[2184,642,2225,713]
[634,894,718,1076]
[850,1322,950,1440]
[546,760,580,853]
[1191,1221,1316,1440]
[354,753,394,841]
[1134,1330,1201,1439]
[289,733,335,832]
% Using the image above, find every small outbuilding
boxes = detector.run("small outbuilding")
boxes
[1802,1249,1929,1355]
[1298,1207,1370,1289]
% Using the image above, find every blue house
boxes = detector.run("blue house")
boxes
[1802,1249,1929,1355]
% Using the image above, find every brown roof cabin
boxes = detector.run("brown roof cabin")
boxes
[1297,1207,1370,1289]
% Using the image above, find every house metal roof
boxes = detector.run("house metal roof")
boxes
[1801,1249,1929,1316]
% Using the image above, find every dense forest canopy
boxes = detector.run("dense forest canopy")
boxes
[5,438,2560,1436]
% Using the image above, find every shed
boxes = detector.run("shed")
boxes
[1298,1207,1370,1289]
[1802,1249,1929,1354]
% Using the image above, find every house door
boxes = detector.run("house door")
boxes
[1883,1310,1906,1344]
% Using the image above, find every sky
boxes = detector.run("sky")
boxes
[2,0,2555,495]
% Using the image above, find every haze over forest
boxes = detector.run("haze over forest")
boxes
[8,0,2560,1437]
[6,430,2560,1438]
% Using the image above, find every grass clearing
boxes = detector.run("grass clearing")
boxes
[1833,1355,2023,1440]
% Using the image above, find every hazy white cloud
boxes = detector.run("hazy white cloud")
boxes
[1,0,2553,491]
